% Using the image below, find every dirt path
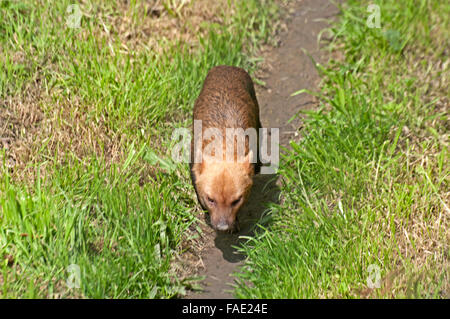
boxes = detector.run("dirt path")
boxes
[185,0,340,299]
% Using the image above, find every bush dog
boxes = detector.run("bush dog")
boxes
[190,65,261,232]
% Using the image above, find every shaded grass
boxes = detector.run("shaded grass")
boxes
[234,0,449,298]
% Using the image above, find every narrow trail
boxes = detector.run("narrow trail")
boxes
[185,0,340,299]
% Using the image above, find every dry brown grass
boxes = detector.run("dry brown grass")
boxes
[77,0,235,55]
[1,88,123,182]
[1,84,45,179]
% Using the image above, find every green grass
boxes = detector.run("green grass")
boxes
[1,153,196,298]
[0,0,280,298]
[234,0,449,298]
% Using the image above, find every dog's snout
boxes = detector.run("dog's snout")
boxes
[212,215,236,231]
[216,219,230,231]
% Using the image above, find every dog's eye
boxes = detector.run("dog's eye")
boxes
[207,196,215,205]
[231,197,242,207]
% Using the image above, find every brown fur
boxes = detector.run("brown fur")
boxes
[190,65,261,231]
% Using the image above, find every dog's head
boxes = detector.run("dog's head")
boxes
[193,151,254,231]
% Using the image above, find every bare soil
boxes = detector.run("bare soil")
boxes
[185,0,340,298]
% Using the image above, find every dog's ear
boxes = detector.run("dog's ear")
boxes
[194,152,217,175]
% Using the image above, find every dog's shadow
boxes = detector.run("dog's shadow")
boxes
[204,173,280,263]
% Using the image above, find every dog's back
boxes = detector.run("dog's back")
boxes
[193,65,261,132]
